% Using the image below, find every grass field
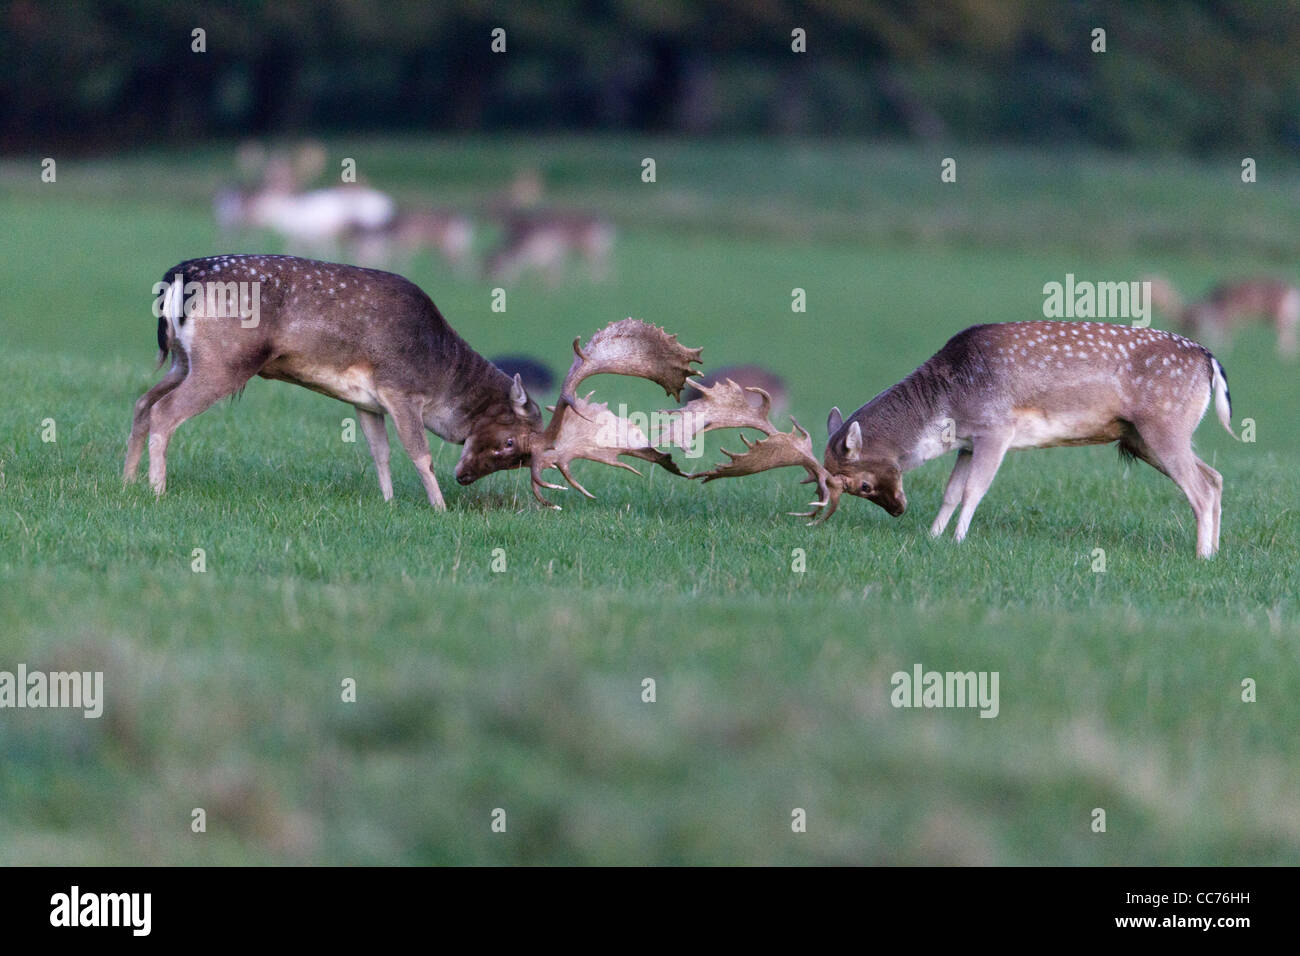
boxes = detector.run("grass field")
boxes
[1,138,1297,864]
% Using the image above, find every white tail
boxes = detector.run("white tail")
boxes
[1211,357,1236,439]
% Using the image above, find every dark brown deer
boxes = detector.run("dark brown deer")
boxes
[124,256,699,508]
[1146,275,1299,358]
[673,322,1238,558]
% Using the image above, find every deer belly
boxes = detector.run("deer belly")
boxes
[260,360,383,413]
[1009,407,1124,449]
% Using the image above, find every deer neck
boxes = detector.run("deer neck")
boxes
[420,338,517,443]
[856,363,955,472]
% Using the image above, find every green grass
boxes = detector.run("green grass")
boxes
[1,137,1297,864]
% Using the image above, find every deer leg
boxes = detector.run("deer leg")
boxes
[1170,455,1217,558]
[124,358,188,482]
[385,400,446,511]
[1196,460,1224,554]
[1133,425,1218,558]
[356,408,393,501]
[930,449,973,538]
[1121,432,1220,555]
[547,263,564,287]
[1276,289,1299,358]
[1118,432,1169,477]
[952,432,1013,542]
[146,367,255,496]
[586,233,613,282]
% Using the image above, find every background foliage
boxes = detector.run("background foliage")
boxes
[4,1,1300,152]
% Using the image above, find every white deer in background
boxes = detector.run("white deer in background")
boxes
[213,142,396,258]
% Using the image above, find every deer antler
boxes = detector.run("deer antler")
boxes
[529,393,685,507]
[531,319,701,505]
[662,378,842,523]
[551,318,702,428]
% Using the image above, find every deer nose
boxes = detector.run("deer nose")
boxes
[456,473,474,485]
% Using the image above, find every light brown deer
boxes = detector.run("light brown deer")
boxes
[125,255,700,508]
[1146,275,1299,358]
[351,208,476,273]
[672,322,1238,558]
[485,210,615,285]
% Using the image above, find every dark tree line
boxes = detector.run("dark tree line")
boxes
[3,0,1298,152]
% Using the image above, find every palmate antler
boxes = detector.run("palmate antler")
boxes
[661,378,843,523]
[530,318,702,507]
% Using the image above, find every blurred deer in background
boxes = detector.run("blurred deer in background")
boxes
[490,355,556,394]
[213,142,396,258]
[485,210,615,285]
[482,167,615,284]
[1146,275,1298,358]
[350,207,476,273]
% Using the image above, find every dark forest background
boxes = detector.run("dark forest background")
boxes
[4,0,1299,152]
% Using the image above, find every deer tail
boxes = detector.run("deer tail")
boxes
[1209,354,1236,440]
[155,272,185,370]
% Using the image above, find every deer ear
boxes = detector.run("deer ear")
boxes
[845,421,862,460]
[509,373,529,410]
[827,407,843,436]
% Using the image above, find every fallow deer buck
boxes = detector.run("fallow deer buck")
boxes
[1146,275,1299,359]
[124,255,702,507]
[671,322,1238,558]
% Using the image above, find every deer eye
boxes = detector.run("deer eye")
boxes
[860,481,872,494]
[504,438,515,449]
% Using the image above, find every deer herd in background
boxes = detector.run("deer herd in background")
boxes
[142,147,1295,558]
[214,142,612,283]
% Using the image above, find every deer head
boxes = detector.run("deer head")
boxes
[451,373,543,486]
[823,408,907,516]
